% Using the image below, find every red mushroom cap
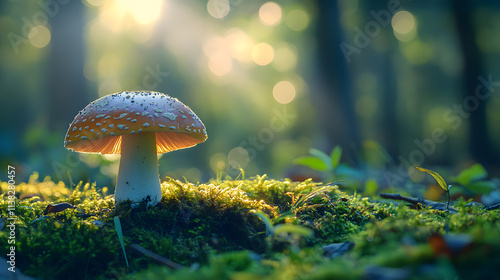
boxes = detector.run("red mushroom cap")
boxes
[64,91,207,154]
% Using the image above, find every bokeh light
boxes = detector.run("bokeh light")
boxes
[273,80,296,104]
[286,9,310,31]
[210,153,227,172]
[86,0,105,7]
[226,28,254,63]
[259,2,282,26]
[272,45,297,72]
[392,11,417,41]
[207,0,230,19]
[208,53,233,76]
[28,26,51,48]
[228,147,250,169]
[98,79,122,97]
[123,0,162,25]
[252,42,274,66]
[355,95,378,119]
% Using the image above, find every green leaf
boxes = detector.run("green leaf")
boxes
[252,211,274,235]
[415,167,449,192]
[464,181,496,194]
[114,216,129,268]
[293,156,329,171]
[310,148,332,169]
[364,178,378,196]
[451,164,488,185]
[330,146,342,169]
[274,224,314,238]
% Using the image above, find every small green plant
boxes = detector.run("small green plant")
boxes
[293,146,342,172]
[415,166,452,210]
[252,210,313,251]
[451,163,496,194]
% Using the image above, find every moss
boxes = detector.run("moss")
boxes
[1,174,500,279]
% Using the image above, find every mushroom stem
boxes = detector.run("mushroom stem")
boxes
[115,132,162,207]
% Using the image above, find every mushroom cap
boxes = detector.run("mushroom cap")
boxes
[64,91,207,154]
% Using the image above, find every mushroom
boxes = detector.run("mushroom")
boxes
[64,91,207,207]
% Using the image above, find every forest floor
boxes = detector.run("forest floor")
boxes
[1,173,500,280]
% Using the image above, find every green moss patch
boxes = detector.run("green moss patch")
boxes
[1,174,500,279]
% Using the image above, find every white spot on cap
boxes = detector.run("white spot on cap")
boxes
[90,129,94,133]
[117,124,126,130]
[143,123,150,127]
[72,127,77,132]
[95,114,106,118]
[158,124,166,128]
[182,115,187,119]
[101,128,108,133]
[114,113,128,119]
[131,119,137,122]
[75,134,80,138]
[169,126,176,129]
[111,132,115,135]
[104,116,111,119]
[96,123,101,126]
[154,108,163,113]
[84,126,89,130]
[138,128,142,132]
[163,113,176,120]
[109,124,114,128]
[82,119,87,122]
[142,112,149,116]
[81,136,87,140]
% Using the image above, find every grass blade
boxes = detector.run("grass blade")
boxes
[114,216,129,268]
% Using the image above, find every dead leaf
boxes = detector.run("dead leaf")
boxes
[428,233,474,258]
[43,203,75,215]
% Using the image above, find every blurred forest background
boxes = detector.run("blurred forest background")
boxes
[1,0,499,193]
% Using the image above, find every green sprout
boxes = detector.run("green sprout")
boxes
[415,166,452,211]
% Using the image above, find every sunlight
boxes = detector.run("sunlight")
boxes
[123,0,162,25]
[226,28,254,64]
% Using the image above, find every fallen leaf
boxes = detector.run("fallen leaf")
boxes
[43,203,75,215]
[428,233,474,258]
